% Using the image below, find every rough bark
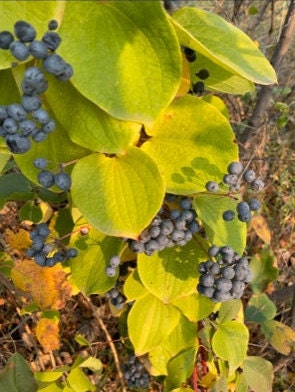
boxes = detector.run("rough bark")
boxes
[240,0,295,146]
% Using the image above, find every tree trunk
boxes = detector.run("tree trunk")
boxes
[240,0,295,146]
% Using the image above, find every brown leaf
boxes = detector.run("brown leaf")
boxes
[35,318,60,352]
[251,215,271,244]
[11,259,72,310]
[5,228,31,251]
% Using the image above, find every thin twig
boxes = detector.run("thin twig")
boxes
[84,296,127,392]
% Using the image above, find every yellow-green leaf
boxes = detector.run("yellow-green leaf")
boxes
[128,294,180,355]
[172,7,277,84]
[59,1,181,124]
[212,320,249,375]
[142,95,238,194]
[71,147,165,238]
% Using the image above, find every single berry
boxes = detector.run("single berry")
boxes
[0,31,14,49]
[29,40,48,59]
[7,103,27,121]
[109,255,121,267]
[243,169,256,183]
[48,20,59,31]
[250,178,265,191]
[105,266,117,277]
[196,69,210,80]
[14,20,36,42]
[6,134,31,153]
[227,161,243,175]
[223,174,238,185]
[205,181,219,192]
[9,41,30,61]
[43,53,67,75]
[222,209,235,221]
[38,170,55,188]
[66,248,78,258]
[22,94,42,112]
[54,171,72,191]
[183,46,196,62]
[192,81,205,95]
[56,63,74,81]
[33,157,48,169]
[32,108,50,124]
[42,31,61,51]
[248,198,261,211]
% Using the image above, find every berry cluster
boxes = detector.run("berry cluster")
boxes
[197,245,252,302]
[33,158,72,191]
[0,20,73,154]
[105,255,121,278]
[105,287,126,310]
[26,223,78,267]
[182,46,210,95]
[204,161,264,223]
[121,355,150,389]
[128,194,200,256]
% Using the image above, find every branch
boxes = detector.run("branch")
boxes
[85,296,127,392]
[240,0,295,145]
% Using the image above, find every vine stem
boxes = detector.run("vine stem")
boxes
[84,296,127,392]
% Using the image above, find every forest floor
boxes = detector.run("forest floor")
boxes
[0,1,294,392]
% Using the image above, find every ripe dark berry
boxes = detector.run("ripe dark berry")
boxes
[196,69,210,80]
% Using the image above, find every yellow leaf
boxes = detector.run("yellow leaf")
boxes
[176,55,191,97]
[36,318,60,352]
[251,215,271,244]
[11,259,72,310]
[5,228,31,251]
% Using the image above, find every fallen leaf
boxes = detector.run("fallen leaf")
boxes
[11,259,72,310]
[251,215,271,244]
[35,318,60,352]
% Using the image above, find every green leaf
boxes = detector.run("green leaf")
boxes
[45,75,141,154]
[194,193,246,254]
[201,95,229,119]
[165,347,196,391]
[170,389,195,392]
[142,95,238,194]
[189,51,255,95]
[211,376,228,392]
[14,120,90,188]
[149,315,198,377]
[0,173,33,201]
[261,320,295,355]
[218,299,242,323]
[0,148,10,173]
[243,356,273,392]
[172,292,215,322]
[67,367,95,392]
[235,373,249,392]
[128,293,180,355]
[0,353,37,392]
[123,268,149,302]
[149,346,170,376]
[212,321,249,375]
[0,1,66,70]
[59,1,181,124]
[250,250,278,294]
[160,314,198,357]
[245,294,277,323]
[19,201,43,223]
[78,357,102,373]
[71,147,165,238]
[0,68,21,104]
[137,241,201,303]
[70,226,123,295]
[34,367,70,383]
[37,383,63,392]
[172,7,277,84]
